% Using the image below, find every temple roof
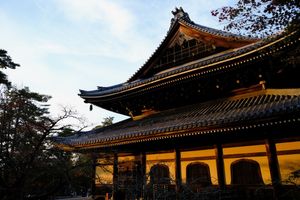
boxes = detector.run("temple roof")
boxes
[79,30,297,100]
[79,8,262,100]
[127,7,257,81]
[55,89,300,151]
[78,8,300,118]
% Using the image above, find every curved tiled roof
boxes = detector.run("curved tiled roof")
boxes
[79,31,298,99]
[127,8,257,82]
[79,9,266,99]
[55,89,300,150]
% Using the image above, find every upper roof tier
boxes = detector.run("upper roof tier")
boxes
[79,8,300,117]
[128,7,258,82]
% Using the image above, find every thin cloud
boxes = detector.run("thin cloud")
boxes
[54,0,135,39]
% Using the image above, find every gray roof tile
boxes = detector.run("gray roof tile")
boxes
[55,90,300,148]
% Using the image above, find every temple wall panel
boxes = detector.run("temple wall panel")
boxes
[276,141,300,185]
[223,144,271,185]
[96,158,113,185]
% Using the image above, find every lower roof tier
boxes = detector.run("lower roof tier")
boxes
[54,88,300,151]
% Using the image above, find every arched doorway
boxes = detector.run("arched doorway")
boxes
[186,162,212,187]
[149,164,170,184]
[231,159,264,185]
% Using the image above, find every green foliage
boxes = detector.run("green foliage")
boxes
[0,49,19,86]
[93,116,114,129]
[69,117,115,195]
[67,153,94,196]
[211,0,300,37]
[0,50,114,199]
[0,86,82,200]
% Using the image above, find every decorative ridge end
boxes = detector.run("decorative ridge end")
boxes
[79,89,86,95]
[170,7,191,29]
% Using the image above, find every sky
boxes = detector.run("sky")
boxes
[0,0,234,129]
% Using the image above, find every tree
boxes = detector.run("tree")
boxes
[72,117,114,195]
[0,86,85,200]
[211,0,300,37]
[50,117,115,198]
[0,49,19,86]
[93,116,114,130]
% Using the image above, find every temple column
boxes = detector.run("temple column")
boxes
[266,138,281,199]
[141,152,146,199]
[113,152,118,198]
[266,138,281,184]
[175,148,182,199]
[215,143,226,188]
[266,139,281,198]
[91,155,97,197]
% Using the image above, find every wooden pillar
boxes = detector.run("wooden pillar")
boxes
[91,156,97,196]
[141,152,146,199]
[113,152,118,197]
[175,149,182,192]
[215,143,226,188]
[266,138,282,199]
[266,139,281,184]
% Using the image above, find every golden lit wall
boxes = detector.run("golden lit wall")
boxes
[223,144,271,185]
[146,152,175,183]
[96,158,113,185]
[118,155,136,162]
[95,140,300,187]
[181,149,218,185]
[118,155,137,172]
[276,141,300,185]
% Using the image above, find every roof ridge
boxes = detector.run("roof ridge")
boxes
[179,18,258,41]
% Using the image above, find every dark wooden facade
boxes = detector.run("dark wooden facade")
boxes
[55,8,300,200]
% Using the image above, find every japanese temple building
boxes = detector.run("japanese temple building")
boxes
[54,8,300,200]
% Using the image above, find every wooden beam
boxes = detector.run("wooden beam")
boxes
[215,143,226,188]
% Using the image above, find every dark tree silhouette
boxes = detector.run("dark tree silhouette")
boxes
[0,86,86,200]
[211,0,300,37]
[0,49,19,86]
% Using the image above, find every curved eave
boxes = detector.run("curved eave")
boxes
[56,117,300,151]
[56,89,300,150]
[79,31,299,102]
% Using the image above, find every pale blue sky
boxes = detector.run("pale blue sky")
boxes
[1,0,234,128]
